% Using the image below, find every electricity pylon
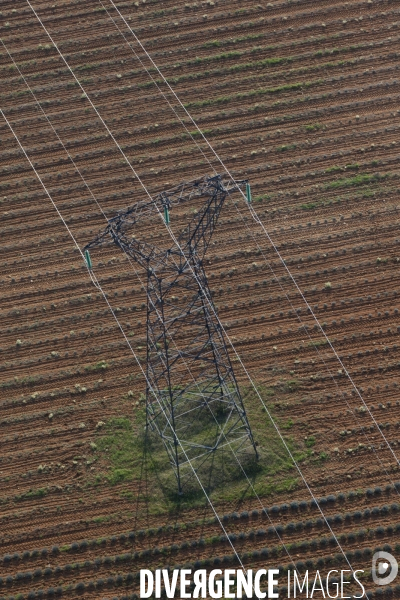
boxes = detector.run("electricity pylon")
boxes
[85,175,258,493]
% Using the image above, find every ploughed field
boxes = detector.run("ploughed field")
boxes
[1,0,400,597]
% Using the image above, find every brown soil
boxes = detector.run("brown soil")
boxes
[1,0,400,597]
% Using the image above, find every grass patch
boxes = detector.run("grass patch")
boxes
[305,435,316,448]
[84,359,108,372]
[300,202,317,210]
[276,143,297,152]
[323,172,389,190]
[94,384,324,512]
[14,487,47,502]
[189,128,213,138]
[254,193,271,202]
[96,416,145,486]
[304,123,323,132]
[184,79,318,109]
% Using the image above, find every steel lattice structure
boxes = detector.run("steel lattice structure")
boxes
[85,174,258,493]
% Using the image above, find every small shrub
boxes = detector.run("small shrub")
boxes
[334,514,343,524]
[256,529,266,537]
[305,559,314,569]
[299,541,310,552]
[285,522,296,533]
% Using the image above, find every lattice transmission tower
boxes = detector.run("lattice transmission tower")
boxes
[85,174,258,493]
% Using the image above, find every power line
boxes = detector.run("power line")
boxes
[0,39,308,573]
[0,39,316,576]
[23,0,370,570]
[99,0,400,474]
[1,106,253,581]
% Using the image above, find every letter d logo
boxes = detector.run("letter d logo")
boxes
[372,551,398,586]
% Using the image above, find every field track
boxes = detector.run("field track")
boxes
[1,0,400,597]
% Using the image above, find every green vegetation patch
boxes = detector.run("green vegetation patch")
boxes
[184,79,318,109]
[96,415,148,486]
[84,359,108,372]
[14,487,48,502]
[323,172,389,190]
[300,202,317,210]
[93,383,324,511]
